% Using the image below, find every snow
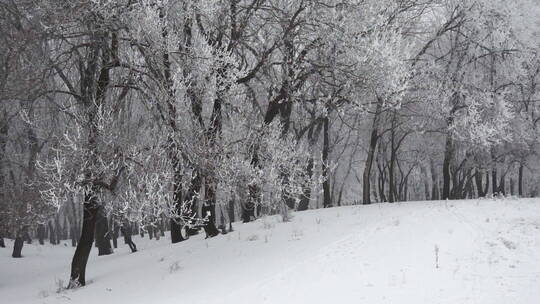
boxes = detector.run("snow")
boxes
[1,198,540,304]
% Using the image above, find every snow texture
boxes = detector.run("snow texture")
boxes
[1,198,539,303]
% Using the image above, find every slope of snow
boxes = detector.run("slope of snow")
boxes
[1,198,539,304]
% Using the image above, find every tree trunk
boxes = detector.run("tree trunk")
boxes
[388,114,397,203]
[491,151,498,195]
[363,101,382,205]
[71,225,78,247]
[68,198,99,288]
[518,163,524,197]
[55,215,62,244]
[120,225,137,253]
[420,165,430,200]
[70,199,80,246]
[95,206,113,256]
[442,133,453,200]
[48,221,56,245]
[23,226,32,244]
[170,163,186,243]
[111,218,119,249]
[37,224,45,245]
[12,236,24,258]
[498,174,506,196]
[148,225,154,240]
[202,203,220,238]
[297,158,313,211]
[430,158,440,200]
[483,171,490,196]
[322,116,332,208]
[160,218,166,237]
[227,198,235,232]
[474,168,486,197]
[510,178,515,196]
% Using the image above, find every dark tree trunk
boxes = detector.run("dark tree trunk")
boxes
[442,133,453,200]
[363,101,382,205]
[491,152,498,195]
[322,116,332,208]
[160,218,166,237]
[510,178,515,196]
[37,224,45,245]
[420,165,430,200]
[68,200,99,288]
[483,171,490,196]
[48,221,56,245]
[170,165,186,243]
[388,113,397,203]
[0,236,5,248]
[23,226,32,244]
[160,11,186,244]
[71,225,78,247]
[202,204,220,238]
[204,181,218,233]
[148,225,154,240]
[184,171,202,236]
[430,158,440,200]
[111,218,119,249]
[377,158,387,202]
[499,174,506,196]
[55,215,62,243]
[297,157,313,211]
[243,182,258,222]
[12,236,23,258]
[95,206,113,256]
[227,198,235,232]
[70,200,80,243]
[63,215,70,240]
[518,163,524,197]
[120,225,137,253]
[474,169,486,197]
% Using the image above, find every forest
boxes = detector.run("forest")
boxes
[0,0,539,293]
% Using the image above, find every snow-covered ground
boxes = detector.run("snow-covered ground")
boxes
[1,198,539,304]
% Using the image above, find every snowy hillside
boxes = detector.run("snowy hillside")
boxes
[1,198,539,304]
